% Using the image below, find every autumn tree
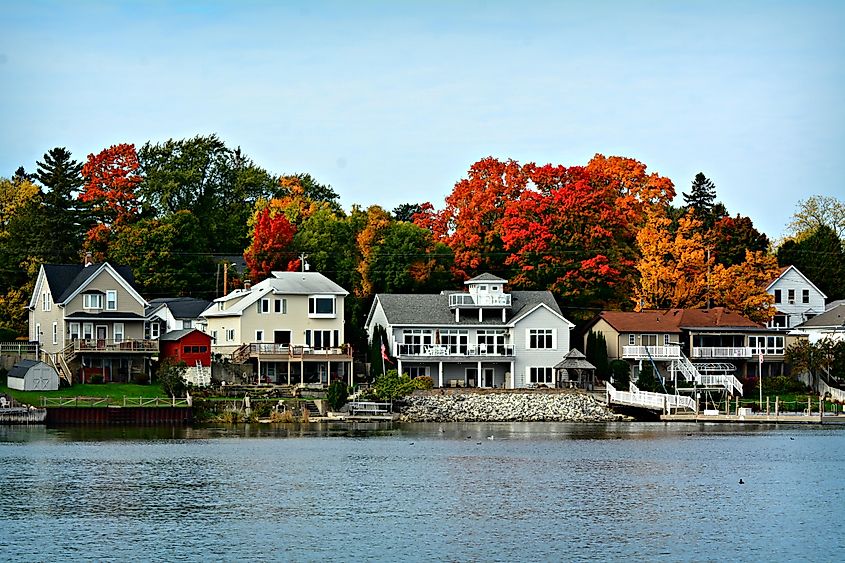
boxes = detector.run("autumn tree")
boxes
[80,143,142,226]
[710,250,779,323]
[277,173,341,212]
[294,206,359,291]
[635,210,711,310]
[357,205,395,296]
[243,204,297,281]
[710,214,770,267]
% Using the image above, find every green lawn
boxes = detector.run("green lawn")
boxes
[1,382,168,406]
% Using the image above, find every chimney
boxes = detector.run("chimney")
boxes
[244,279,251,290]
[84,252,94,267]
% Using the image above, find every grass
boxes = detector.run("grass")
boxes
[1,382,168,406]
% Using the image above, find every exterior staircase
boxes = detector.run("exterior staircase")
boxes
[670,353,743,396]
[606,381,697,413]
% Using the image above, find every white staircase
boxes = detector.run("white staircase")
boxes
[184,361,211,387]
[670,354,743,396]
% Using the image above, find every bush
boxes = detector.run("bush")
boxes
[764,375,808,395]
[89,374,104,384]
[155,360,187,397]
[636,365,659,393]
[326,380,349,411]
[413,376,434,390]
[609,360,630,388]
[132,372,150,385]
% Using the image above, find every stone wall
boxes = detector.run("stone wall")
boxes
[398,389,621,422]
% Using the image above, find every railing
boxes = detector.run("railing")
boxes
[606,382,696,413]
[41,396,190,407]
[0,341,38,355]
[69,339,159,353]
[622,345,681,360]
[691,347,753,359]
[671,354,743,396]
[347,401,392,416]
[241,344,352,359]
[448,293,512,307]
[396,343,515,357]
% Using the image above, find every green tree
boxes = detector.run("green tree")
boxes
[787,195,845,240]
[392,203,423,222]
[368,324,391,379]
[326,380,349,411]
[778,225,845,301]
[294,207,360,291]
[609,359,630,389]
[683,172,719,228]
[35,147,89,263]
[156,359,187,397]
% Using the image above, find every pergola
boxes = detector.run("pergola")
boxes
[554,349,597,390]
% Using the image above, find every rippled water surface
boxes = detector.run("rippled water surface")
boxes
[1,422,843,562]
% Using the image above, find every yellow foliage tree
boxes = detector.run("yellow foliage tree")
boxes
[710,250,779,324]
[356,205,393,296]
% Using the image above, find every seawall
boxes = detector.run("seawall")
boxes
[398,389,621,422]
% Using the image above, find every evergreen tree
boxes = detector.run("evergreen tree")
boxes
[35,147,87,263]
[683,173,719,228]
[778,225,845,301]
[368,324,390,380]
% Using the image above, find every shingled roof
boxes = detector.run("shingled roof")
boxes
[43,263,136,303]
[596,308,762,333]
[375,290,561,326]
[147,297,211,319]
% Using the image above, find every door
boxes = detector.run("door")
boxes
[483,368,495,388]
[96,325,107,348]
[274,330,291,348]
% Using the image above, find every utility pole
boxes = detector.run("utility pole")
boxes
[299,253,310,272]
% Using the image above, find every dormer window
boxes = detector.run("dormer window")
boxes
[83,293,104,309]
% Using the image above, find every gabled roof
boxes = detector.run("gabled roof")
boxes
[594,308,762,333]
[159,328,211,342]
[766,265,828,299]
[794,302,845,329]
[372,290,563,327]
[147,297,211,319]
[31,263,143,309]
[465,273,508,285]
[554,349,595,370]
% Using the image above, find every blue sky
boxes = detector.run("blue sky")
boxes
[1,0,843,240]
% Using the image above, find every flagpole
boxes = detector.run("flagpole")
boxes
[759,353,763,413]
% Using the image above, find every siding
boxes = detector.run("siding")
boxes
[512,306,571,388]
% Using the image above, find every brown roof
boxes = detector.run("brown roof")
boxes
[598,308,761,333]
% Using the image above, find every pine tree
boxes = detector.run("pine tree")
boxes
[683,173,718,228]
[35,147,87,263]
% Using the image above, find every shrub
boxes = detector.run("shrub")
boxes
[609,360,630,388]
[156,360,187,397]
[132,372,150,385]
[413,376,434,390]
[326,380,349,411]
[271,409,295,423]
[89,374,104,384]
[300,408,310,423]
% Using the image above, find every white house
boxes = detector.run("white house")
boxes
[145,297,211,339]
[794,301,845,343]
[200,271,351,386]
[365,273,575,388]
[766,265,826,329]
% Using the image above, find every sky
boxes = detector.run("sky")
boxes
[1,0,843,240]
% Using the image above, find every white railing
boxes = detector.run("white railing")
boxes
[347,401,392,416]
[448,293,512,307]
[691,347,753,359]
[819,378,845,403]
[606,382,696,413]
[396,343,515,357]
[671,354,743,395]
[622,345,681,360]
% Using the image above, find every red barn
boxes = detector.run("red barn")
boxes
[159,329,212,367]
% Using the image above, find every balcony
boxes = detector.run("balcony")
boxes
[69,339,159,354]
[691,347,753,359]
[448,293,512,308]
[622,345,681,360]
[243,343,352,361]
[396,343,515,358]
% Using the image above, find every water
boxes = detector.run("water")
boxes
[1,422,843,562]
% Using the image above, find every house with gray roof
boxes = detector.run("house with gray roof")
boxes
[365,274,575,388]
[794,301,845,343]
[145,297,211,339]
[200,271,352,386]
[27,260,156,383]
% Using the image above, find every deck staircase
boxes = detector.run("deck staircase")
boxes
[231,343,251,364]
[669,354,743,396]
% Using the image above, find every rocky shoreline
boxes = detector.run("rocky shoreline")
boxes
[398,389,623,422]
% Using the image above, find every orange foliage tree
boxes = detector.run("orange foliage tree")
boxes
[80,143,142,226]
[710,250,779,323]
[244,205,297,281]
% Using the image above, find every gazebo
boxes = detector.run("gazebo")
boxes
[554,349,597,390]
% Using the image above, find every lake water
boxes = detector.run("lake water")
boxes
[0,422,843,562]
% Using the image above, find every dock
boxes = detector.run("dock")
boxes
[661,412,845,424]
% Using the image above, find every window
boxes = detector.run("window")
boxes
[663,334,671,345]
[183,346,191,354]
[407,366,429,378]
[211,330,218,343]
[106,290,117,311]
[787,289,795,304]
[35,323,40,343]
[528,329,555,349]
[150,322,160,339]
[258,299,269,313]
[83,323,93,340]
[529,367,554,384]
[199,346,207,353]
[307,330,333,349]
[226,329,235,342]
[42,293,51,311]
[802,289,810,304]
[402,329,433,354]
[641,334,658,347]
[773,289,781,304]
[309,296,336,317]
[191,346,200,353]
[275,298,286,314]
[771,315,788,328]
[182,320,193,329]
[441,329,468,354]
[628,334,636,345]
[52,322,58,345]
[491,286,499,291]
[113,323,124,343]
[69,323,80,341]
[749,335,784,355]
[477,329,506,354]
[83,293,104,309]
[255,330,264,342]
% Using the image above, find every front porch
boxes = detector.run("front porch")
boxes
[397,359,513,389]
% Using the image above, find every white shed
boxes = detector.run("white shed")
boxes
[7,360,60,391]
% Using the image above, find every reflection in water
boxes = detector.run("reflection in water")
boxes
[0,422,842,561]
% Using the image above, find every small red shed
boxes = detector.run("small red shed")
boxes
[159,329,212,367]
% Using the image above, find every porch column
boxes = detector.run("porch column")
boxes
[509,361,514,389]
[476,360,482,388]
[286,361,291,386]
[438,361,444,388]
[397,359,402,376]
[327,359,331,385]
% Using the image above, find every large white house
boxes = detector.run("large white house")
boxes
[200,271,352,385]
[365,274,574,388]
[766,265,826,329]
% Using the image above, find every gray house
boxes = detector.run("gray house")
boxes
[365,274,574,388]
[7,360,60,391]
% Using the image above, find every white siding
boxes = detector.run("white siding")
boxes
[769,267,826,328]
[513,306,571,388]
